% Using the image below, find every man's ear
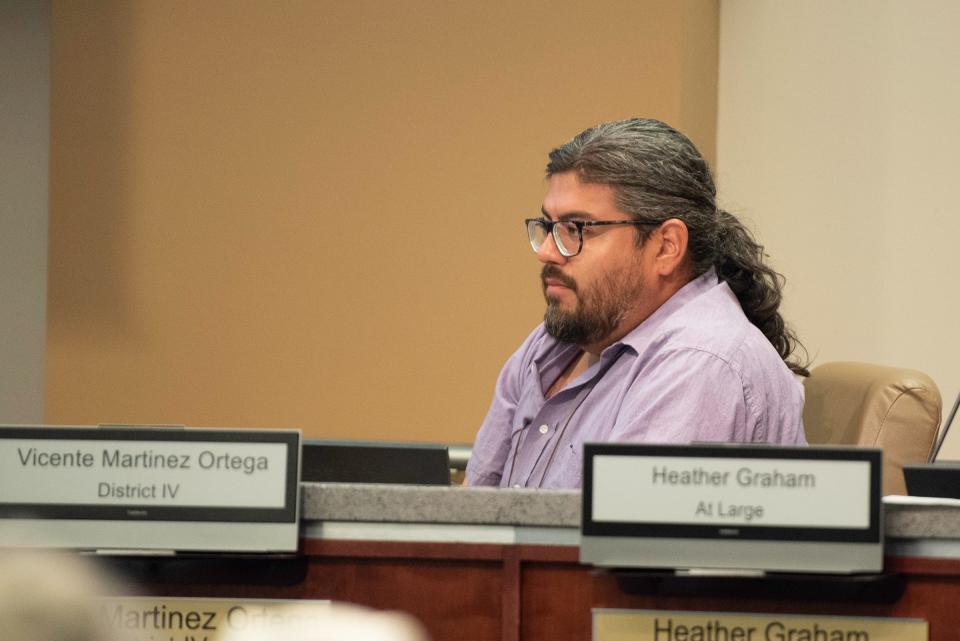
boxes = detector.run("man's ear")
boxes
[652,218,689,276]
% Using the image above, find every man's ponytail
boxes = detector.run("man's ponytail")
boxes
[714,210,809,376]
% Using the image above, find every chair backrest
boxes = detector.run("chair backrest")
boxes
[803,361,942,496]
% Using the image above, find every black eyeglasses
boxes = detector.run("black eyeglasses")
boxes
[524,218,654,257]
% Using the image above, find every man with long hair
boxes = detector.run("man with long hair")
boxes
[467,118,807,489]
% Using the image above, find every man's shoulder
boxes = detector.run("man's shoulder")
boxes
[630,280,795,392]
[648,282,757,363]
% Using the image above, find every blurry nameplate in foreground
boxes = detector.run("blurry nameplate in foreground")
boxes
[593,610,926,641]
[0,426,301,552]
[101,596,330,641]
[581,443,882,574]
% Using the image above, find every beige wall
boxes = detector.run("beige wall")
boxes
[47,1,719,442]
[718,1,960,456]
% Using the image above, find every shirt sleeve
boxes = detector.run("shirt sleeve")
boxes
[466,332,541,486]
[610,347,754,444]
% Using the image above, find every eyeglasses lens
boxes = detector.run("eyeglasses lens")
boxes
[527,220,548,252]
[554,222,579,256]
[527,220,581,256]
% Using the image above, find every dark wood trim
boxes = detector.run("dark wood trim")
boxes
[501,547,521,641]
[127,537,960,641]
[885,554,960,575]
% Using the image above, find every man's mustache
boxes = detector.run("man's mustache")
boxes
[541,265,577,292]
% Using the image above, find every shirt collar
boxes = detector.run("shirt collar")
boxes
[603,268,724,358]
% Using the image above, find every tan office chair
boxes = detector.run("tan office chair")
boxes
[803,361,942,496]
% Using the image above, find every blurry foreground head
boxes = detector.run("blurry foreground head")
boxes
[219,602,430,641]
[0,549,119,641]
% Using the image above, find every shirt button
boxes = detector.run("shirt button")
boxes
[538,424,549,434]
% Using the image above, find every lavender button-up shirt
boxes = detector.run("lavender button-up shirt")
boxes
[466,270,806,489]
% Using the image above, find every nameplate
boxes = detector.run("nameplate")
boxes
[581,444,882,574]
[0,426,301,552]
[101,597,329,641]
[1,427,295,511]
[594,450,869,528]
[593,610,927,641]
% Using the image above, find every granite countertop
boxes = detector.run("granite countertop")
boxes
[301,483,960,541]
[884,502,960,539]
[303,483,580,527]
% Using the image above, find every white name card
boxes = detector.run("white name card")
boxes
[581,444,883,574]
[0,426,301,552]
[593,454,870,528]
[3,438,288,509]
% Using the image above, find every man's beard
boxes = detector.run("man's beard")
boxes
[541,264,643,346]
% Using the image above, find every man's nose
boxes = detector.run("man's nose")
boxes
[535,232,567,265]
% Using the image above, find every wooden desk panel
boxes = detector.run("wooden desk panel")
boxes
[131,540,960,641]
[135,541,505,641]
